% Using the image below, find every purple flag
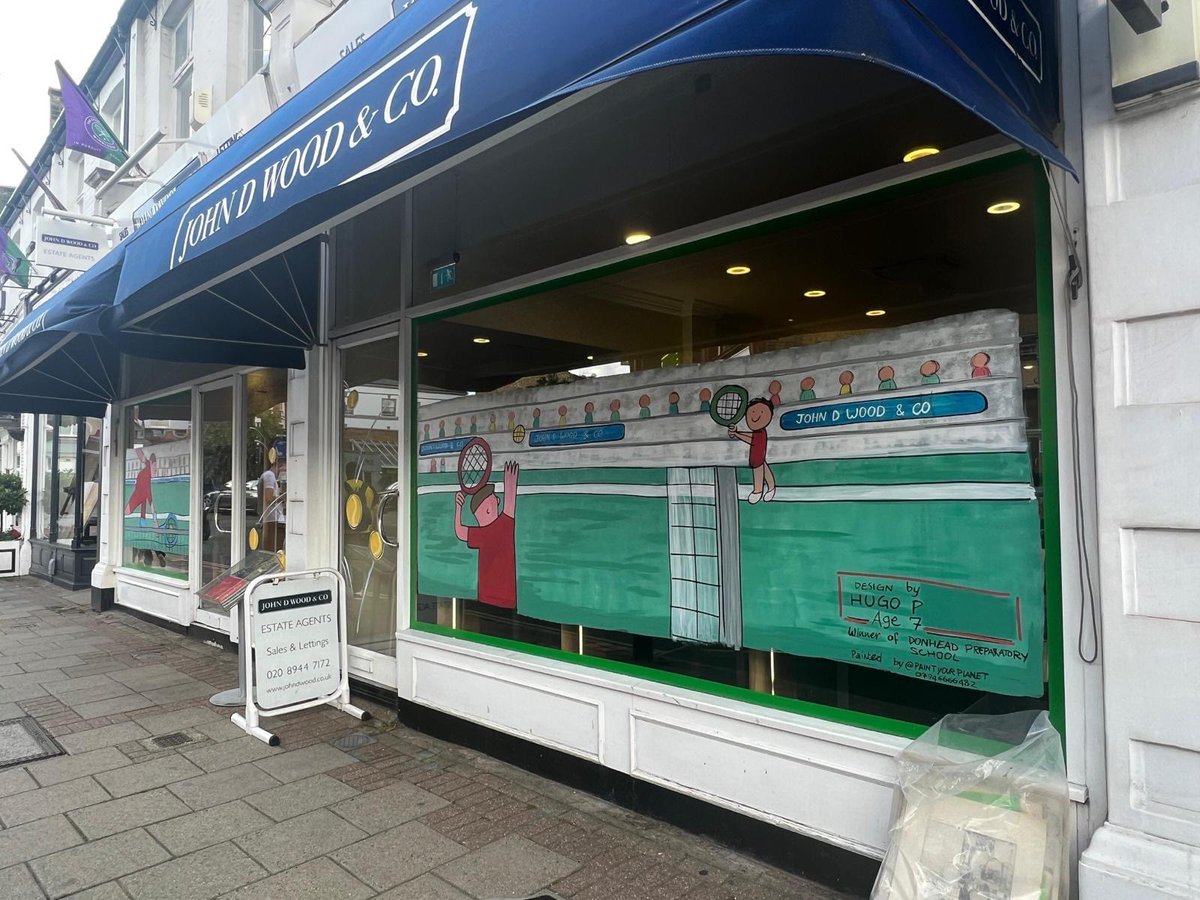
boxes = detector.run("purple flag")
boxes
[56,62,128,167]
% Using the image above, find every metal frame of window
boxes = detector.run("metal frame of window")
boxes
[30,414,90,547]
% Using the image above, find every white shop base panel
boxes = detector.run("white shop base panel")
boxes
[397,629,906,857]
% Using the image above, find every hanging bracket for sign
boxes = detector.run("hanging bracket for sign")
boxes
[232,567,369,745]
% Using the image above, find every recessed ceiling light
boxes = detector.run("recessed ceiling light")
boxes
[417,351,428,358]
[472,337,490,344]
[625,232,652,245]
[726,265,751,276]
[586,355,594,360]
[903,147,940,163]
[1023,363,1035,370]
[787,318,794,323]
[987,201,1021,215]
[803,289,826,298]
[866,309,887,317]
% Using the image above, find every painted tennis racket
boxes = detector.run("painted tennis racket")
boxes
[709,384,750,427]
[457,437,493,494]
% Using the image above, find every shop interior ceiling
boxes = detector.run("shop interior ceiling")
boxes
[412,57,1034,392]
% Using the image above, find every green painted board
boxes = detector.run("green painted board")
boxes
[739,496,1044,697]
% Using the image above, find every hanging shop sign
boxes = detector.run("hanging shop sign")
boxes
[34,216,107,272]
[416,310,1046,697]
[233,568,368,745]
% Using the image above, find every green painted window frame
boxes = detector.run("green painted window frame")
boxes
[405,152,1065,742]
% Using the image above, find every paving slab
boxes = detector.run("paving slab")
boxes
[69,694,157,721]
[134,706,224,736]
[68,788,192,840]
[52,882,128,900]
[168,762,281,811]
[139,681,216,705]
[436,834,581,899]
[0,816,84,868]
[182,734,282,773]
[0,776,111,827]
[0,684,50,704]
[331,821,468,891]
[193,719,246,744]
[148,799,274,857]
[251,743,356,784]
[19,655,83,673]
[30,828,170,899]
[95,753,204,798]
[108,665,195,692]
[218,856,375,900]
[375,873,473,900]
[120,842,266,900]
[244,773,359,821]
[45,680,134,706]
[0,766,38,798]
[331,780,448,834]
[58,722,151,755]
[234,808,367,873]
[0,863,44,899]
[27,747,132,788]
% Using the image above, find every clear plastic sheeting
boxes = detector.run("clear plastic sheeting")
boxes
[872,710,1069,900]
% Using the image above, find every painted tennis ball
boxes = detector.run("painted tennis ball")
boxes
[346,389,359,410]
[512,425,526,444]
[267,446,277,464]
[248,528,260,551]
[345,493,363,529]
[369,530,384,560]
[365,486,376,508]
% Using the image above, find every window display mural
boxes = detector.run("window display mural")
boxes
[123,393,192,579]
[416,310,1044,697]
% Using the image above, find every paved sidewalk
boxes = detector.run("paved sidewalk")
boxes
[0,578,854,899]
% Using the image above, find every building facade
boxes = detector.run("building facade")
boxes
[2,0,1196,895]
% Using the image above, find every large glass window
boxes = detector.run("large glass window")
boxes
[245,369,287,556]
[31,416,102,546]
[123,392,192,578]
[340,337,400,656]
[411,57,994,306]
[55,418,79,545]
[413,159,1053,728]
[35,417,54,541]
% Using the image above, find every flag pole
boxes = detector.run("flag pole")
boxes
[11,150,67,211]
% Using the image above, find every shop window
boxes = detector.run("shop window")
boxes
[31,416,102,546]
[410,57,994,306]
[171,3,195,139]
[413,160,1053,728]
[340,337,400,656]
[248,1,272,78]
[245,369,287,556]
[332,194,404,330]
[123,392,192,578]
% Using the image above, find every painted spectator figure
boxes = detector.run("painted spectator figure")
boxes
[610,399,621,421]
[878,366,897,391]
[532,408,541,429]
[699,388,712,413]
[583,401,595,424]
[920,360,941,384]
[454,417,463,435]
[470,415,478,434]
[668,391,680,415]
[558,405,569,425]
[639,395,652,418]
[768,380,782,407]
[799,376,817,401]
[438,420,446,438]
[970,352,992,378]
[839,370,855,396]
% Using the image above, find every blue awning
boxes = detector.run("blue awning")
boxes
[0,247,124,417]
[107,0,1072,364]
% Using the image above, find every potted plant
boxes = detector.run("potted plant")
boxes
[0,472,27,577]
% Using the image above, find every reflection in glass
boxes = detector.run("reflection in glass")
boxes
[200,387,234,585]
[245,369,287,557]
[340,338,399,657]
[80,418,102,543]
[36,416,54,541]
[123,392,192,579]
[55,418,79,544]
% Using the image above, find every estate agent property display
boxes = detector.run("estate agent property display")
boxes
[417,310,1045,697]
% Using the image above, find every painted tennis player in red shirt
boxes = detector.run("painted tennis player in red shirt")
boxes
[125,448,159,525]
[454,460,519,608]
[728,397,776,504]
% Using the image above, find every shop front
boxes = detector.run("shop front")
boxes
[0,0,1091,888]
